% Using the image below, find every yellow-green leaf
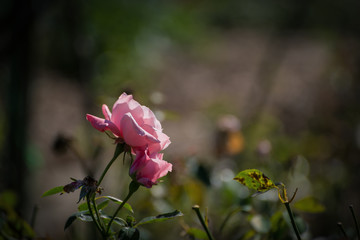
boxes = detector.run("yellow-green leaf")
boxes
[293,196,325,213]
[187,228,208,240]
[42,186,64,197]
[233,169,275,192]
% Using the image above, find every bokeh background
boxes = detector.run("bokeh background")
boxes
[1,0,360,239]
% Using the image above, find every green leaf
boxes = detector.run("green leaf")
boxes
[118,227,140,240]
[186,228,208,240]
[293,196,325,213]
[97,196,134,213]
[64,211,92,230]
[42,186,64,197]
[134,210,183,227]
[78,199,109,211]
[100,214,127,227]
[64,215,77,230]
[233,169,276,192]
[77,213,93,222]
[77,202,88,211]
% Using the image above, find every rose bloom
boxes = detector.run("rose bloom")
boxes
[130,148,172,188]
[86,93,170,154]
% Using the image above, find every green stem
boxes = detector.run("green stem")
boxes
[219,207,242,234]
[349,205,360,239]
[106,181,140,235]
[192,205,215,240]
[92,197,105,230]
[87,194,106,239]
[98,143,125,186]
[284,202,301,240]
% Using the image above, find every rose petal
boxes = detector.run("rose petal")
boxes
[129,150,148,175]
[137,155,172,188]
[141,124,171,153]
[102,104,112,120]
[121,113,160,148]
[142,106,162,130]
[86,114,108,132]
[86,114,121,136]
[131,150,172,188]
[111,93,144,128]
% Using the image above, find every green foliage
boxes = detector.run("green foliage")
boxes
[42,186,64,197]
[234,169,276,192]
[0,191,35,239]
[118,227,140,240]
[186,228,208,239]
[64,211,92,230]
[97,196,134,213]
[78,199,109,211]
[268,211,290,239]
[100,215,127,228]
[64,210,127,231]
[293,197,325,213]
[134,210,183,228]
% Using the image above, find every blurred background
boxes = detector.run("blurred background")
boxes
[1,0,360,239]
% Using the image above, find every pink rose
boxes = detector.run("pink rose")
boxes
[129,148,172,188]
[86,93,170,153]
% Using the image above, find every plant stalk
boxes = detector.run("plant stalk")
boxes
[192,205,215,240]
[92,197,105,230]
[98,143,124,186]
[106,181,140,235]
[284,202,301,240]
[87,194,106,239]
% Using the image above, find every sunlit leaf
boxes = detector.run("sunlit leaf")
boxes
[186,228,208,239]
[97,196,134,213]
[118,227,140,240]
[77,213,93,222]
[78,199,109,211]
[233,169,276,192]
[42,186,64,197]
[134,210,183,227]
[100,214,127,227]
[77,202,88,211]
[293,196,325,213]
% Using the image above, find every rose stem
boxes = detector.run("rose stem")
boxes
[106,181,140,235]
[98,143,124,186]
[192,205,215,240]
[284,202,301,240]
